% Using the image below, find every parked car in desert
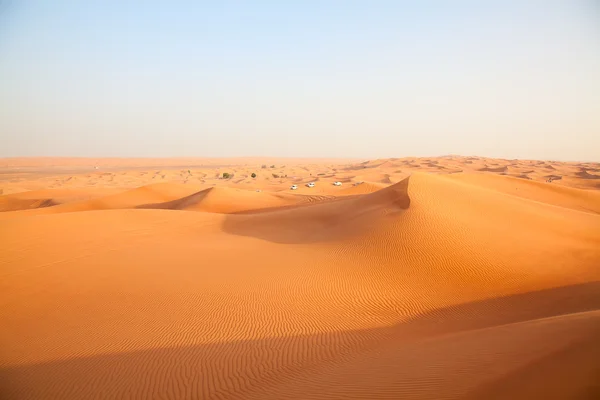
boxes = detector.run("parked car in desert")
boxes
[306,182,315,188]
[333,181,342,186]
[290,185,298,190]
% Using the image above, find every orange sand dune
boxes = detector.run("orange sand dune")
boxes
[138,186,312,214]
[0,183,204,218]
[0,188,124,212]
[337,181,387,195]
[1,156,599,399]
[444,172,600,214]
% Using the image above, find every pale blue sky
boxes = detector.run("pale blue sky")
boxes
[1,1,599,160]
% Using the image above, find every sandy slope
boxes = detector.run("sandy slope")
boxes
[1,156,599,400]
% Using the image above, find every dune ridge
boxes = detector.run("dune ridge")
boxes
[1,156,599,399]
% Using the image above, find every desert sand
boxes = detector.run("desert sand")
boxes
[1,155,599,399]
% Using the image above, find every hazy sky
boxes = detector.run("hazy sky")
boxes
[1,1,599,160]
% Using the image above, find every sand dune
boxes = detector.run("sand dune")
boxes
[0,188,124,212]
[137,186,309,214]
[1,156,599,399]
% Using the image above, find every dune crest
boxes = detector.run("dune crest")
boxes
[137,186,304,214]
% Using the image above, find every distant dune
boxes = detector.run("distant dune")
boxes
[1,156,599,399]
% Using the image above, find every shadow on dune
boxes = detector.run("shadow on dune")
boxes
[576,170,600,180]
[135,187,322,214]
[136,188,212,210]
[0,198,59,212]
[478,166,508,173]
[461,333,600,400]
[515,174,532,180]
[220,176,412,244]
[2,282,599,400]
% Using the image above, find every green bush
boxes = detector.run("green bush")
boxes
[251,173,256,178]
[222,172,230,179]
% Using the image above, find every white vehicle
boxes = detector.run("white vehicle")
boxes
[333,181,342,186]
[306,182,315,188]
[290,185,298,190]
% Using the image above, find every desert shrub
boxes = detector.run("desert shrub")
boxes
[272,173,280,178]
[261,165,267,169]
[251,173,256,178]
[222,172,230,179]
[270,165,275,168]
